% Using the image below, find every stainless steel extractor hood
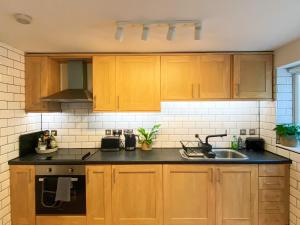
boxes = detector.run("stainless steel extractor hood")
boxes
[42,61,92,102]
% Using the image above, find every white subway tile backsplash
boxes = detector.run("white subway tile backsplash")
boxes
[41,101,261,148]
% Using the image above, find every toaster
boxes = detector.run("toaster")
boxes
[245,137,265,151]
[101,136,121,152]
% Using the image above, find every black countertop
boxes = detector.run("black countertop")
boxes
[8,148,292,165]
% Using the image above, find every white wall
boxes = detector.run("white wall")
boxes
[41,101,260,148]
[0,42,41,225]
[275,38,300,68]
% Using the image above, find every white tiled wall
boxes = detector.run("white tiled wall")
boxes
[41,101,260,148]
[276,68,293,124]
[0,42,41,225]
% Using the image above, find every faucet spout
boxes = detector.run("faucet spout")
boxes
[205,133,227,144]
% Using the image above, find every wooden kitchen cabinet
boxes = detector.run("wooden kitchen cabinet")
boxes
[116,56,161,111]
[25,56,61,112]
[197,55,231,99]
[258,164,289,225]
[10,165,35,225]
[216,165,258,225]
[36,216,86,225]
[163,165,215,225]
[93,56,116,112]
[86,165,112,225]
[112,165,163,225]
[233,54,273,99]
[161,54,231,100]
[161,56,197,100]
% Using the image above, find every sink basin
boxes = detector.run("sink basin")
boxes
[179,149,248,160]
[212,149,248,160]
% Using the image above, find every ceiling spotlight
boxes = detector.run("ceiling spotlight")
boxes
[167,24,176,41]
[14,13,32,25]
[115,25,124,42]
[194,23,202,40]
[141,24,150,41]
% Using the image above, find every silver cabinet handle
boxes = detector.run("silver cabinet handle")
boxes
[192,84,194,98]
[93,96,97,108]
[235,84,240,96]
[198,84,201,98]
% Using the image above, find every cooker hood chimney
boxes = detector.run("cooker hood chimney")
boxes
[42,61,92,102]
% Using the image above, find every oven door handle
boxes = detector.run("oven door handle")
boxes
[38,177,79,182]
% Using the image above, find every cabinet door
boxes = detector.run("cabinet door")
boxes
[116,56,160,111]
[161,56,197,100]
[86,166,112,225]
[163,165,215,225]
[216,165,258,225]
[36,216,86,225]
[25,56,61,112]
[233,55,273,99]
[112,165,163,225]
[93,56,116,111]
[10,165,35,225]
[198,55,231,99]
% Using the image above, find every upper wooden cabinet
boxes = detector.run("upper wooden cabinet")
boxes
[112,165,163,225]
[116,56,161,111]
[161,55,231,100]
[86,165,112,225]
[25,56,61,112]
[10,165,35,225]
[93,56,116,111]
[233,54,273,99]
[197,55,231,99]
[161,56,197,100]
[216,165,258,225]
[163,165,215,225]
[93,56,161,112]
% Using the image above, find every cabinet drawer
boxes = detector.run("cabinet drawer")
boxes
[36,216,86,225]
[259,164,286,177]
[259,202,285,214]
[259,177,286,189]
[259,190,285,202]
[259,214,285,225]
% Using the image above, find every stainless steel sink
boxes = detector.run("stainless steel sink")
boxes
[212,149,248,160]
[179,149,248,160]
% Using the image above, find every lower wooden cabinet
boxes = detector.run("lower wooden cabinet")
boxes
[36,216,86,225]
[216,165,258,225]
[10,165,35,225]
[86,166,112,225]
[163,165,215,225]
[112,165,163,225]
[258,164,289,225]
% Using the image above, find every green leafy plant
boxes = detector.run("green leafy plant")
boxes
[137,124,161,145]
[273,124,300,137]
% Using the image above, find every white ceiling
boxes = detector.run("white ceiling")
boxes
[0,0,300,53]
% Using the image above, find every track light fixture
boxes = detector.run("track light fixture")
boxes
[115,24,124,42]
[114,20,202,41]
[194,23,202,40]
[141,24,150,41]
[166,24,176,41]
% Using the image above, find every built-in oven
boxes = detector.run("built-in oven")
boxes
[35,165,86,215]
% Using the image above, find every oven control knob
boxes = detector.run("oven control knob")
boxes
[48,168,52,173]
[68,168,74,173]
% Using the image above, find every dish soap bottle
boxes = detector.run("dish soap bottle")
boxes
[231,136,238,150]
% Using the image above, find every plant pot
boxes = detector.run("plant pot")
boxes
[141,143,152,151]
[279,135,298,147]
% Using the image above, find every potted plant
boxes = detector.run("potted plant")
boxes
[274,124,300,147]
[137,124,161,150]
